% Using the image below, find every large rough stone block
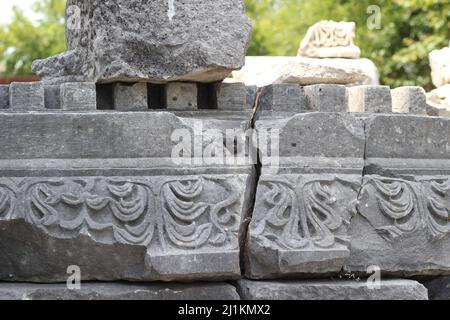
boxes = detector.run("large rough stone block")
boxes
[9,82,45,111]
[237,279,428,300]
[303,84,347,112]
[0,112,255,282]
[0,85,9,109]
[0,283,240,300]
[32,0,252,84]
[245,113,365,279]
[113,83,148,111]
[61,82,97,111]
[349,115,450,276]
[347,85,392,113]
[391,86,427,115]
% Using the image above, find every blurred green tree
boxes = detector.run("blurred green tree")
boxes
[0,0,65,76]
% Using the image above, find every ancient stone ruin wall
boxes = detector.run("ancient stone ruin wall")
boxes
[0,80,449,300]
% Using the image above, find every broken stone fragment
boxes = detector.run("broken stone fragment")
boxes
[237,279,428,300]
[298,21,361,59]
[32,0,252,84]
[429,45,450,88]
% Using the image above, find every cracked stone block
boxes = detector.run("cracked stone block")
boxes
[0,282,240,300]
[349,115,450,276]
[0,112,255,282]
[44,85,61,110]
[392,86,427,115]
[61,82,97,111]
[245,113,365,279]
[257,84,306,119]
[347,85,392,113]
[113,83,148,111]
[166,83,197,110]
[246,85,257,110]
[237,279,428,300]
[0,85,9,109]
[9,82,45,111]
[32,0,252,84]
[303,84,347,112]
[216,83,248,111]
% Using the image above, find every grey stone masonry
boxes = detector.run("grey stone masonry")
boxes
[166,83,198,110]
[0,282,240,300]
[0,85,9,109]
[216,83,248,111]
[347,85,392,113]
[392,86,427,115]
[44,84,61,110]
[9,82,45,111]
[303,84,347,112]
[61,82,96,111]
[245,113,365,279]
[0,112,255,282]
[257,84,306,119]
[349,115,450,276]
[237,279,428,300]
[113,83,148,111]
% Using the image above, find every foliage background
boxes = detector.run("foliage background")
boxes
[1,0,449,90]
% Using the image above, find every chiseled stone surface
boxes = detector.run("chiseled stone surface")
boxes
[61,82,97,111]
[0,282,240,300]
[32,0,252,84]
[9,82,45,111]
[216,83,248,111]
[303,84,347,112]
[349,115,450,276]
[44,84,61,110]
[257,84,306,119]
[113,83,148,111]
[347,85,392,113]
[0,85,9,109]
[298,21,361,59]
[245,113,365,279]
[237,279,428,300]
[166,83,198,110]
[0,112,255,282]
[391,86,427,115]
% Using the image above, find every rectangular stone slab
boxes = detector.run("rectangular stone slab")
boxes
[349,114,450,276]
[0,111,255,282]
[245,113,365,279]
[0,282,240,300]
[237,279,428,300]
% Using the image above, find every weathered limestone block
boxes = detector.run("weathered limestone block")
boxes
[349,115,450,276]
[61,82,96,111]
[298,21,361,59]
[166,83,197,110]
[0,112,255,282]
[9,82,45,111]
[347,85,392,113]
[0,282,240,300]
[245,113,365,279]
[216,83,248,111]
[113,83,148,111]
[0,85,9,109]
[44,85,61,110]
[32,0,252,84]
[257,84,306,119]
[429,45,450,88]
[237,279,428,300]
[391,86,427,115]
[303,84,347,112]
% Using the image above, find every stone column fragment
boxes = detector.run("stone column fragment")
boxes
[9,82,45,111]
[113,83,148,111]
[347,85,392,113]
[391,86,427,115]
[61,82,96,111]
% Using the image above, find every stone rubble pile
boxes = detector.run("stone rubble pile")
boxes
[0,2,449,301]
